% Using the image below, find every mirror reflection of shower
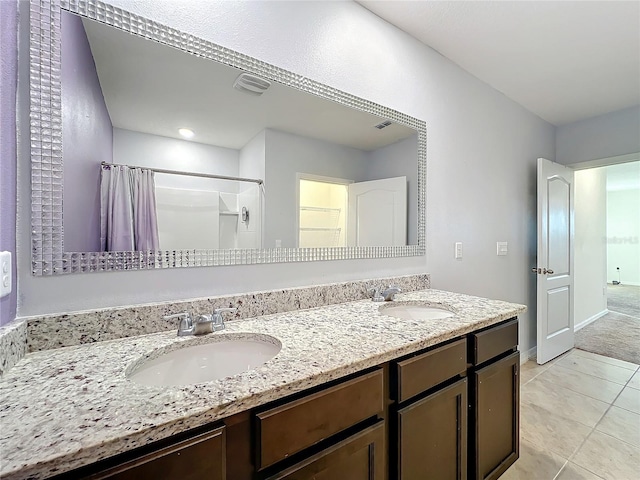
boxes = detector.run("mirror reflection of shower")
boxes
[154,173,263,251]
[100,160,263,252]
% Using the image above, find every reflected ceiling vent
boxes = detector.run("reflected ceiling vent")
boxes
[374,120,393,129]
[233,73,271,96]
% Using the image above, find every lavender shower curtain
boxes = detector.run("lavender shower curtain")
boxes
[100,165,160,251]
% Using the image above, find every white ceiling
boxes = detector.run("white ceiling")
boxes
[82,17,414,151]
[358,0,640,126]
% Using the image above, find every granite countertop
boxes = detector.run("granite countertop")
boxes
[0,289,525,479]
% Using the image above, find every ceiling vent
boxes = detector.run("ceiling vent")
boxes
[233,73,271,96]
[374,120,392,129]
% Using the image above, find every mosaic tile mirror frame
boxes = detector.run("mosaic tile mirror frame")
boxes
[29,0,427,275]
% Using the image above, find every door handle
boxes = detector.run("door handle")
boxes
[543,268,554,275]
[531,267,541,274]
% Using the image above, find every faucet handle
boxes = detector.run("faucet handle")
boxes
[211,307,237,331]
[382,285,402,301]
[212,307,237,317]
[164,312,194,336]
[369,287,385,302]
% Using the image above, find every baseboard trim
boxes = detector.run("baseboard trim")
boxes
[521,346,537,364]
[575,309,608,332]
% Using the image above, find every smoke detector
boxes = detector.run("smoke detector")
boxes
[233,73,271,96]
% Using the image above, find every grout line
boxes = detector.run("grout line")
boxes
[552,351,636,384]
[532,367,624,406]
[522,348,637,479]
[551,459,570,480]
[571,348,639,371]
[566,373,639,472]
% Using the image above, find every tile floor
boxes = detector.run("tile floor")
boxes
[503,348,640,479]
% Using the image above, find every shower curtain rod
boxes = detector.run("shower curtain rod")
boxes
[101,161,264,185]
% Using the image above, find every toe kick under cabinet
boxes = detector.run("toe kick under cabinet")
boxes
[51,318,519,480]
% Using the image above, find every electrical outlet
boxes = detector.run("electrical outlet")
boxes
[497,241,508,256]
[454,242,463,259]
[0,251,11,298]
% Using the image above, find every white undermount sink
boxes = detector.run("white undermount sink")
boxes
[127,335,281,386]
[380,303,455,321]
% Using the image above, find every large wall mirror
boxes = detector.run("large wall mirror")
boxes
[29,0,426,275]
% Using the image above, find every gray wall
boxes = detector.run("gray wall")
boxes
[62,12,113,252]
[366,134,418,245]
[607,177,640,286]
[264,129,369,248]
[574,168,607,326]
[556,106,640,165]
[16,0,556,357]
[113,128,240,193]
[0,0,18,327]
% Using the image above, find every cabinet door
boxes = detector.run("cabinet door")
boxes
[397,378,468,480]
[267,421,385,480]
[472,351,520,480]
[86,426,226,480]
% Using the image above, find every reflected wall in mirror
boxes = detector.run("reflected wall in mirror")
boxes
[30,0,426,275]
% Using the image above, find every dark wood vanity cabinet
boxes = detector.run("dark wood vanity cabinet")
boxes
[468,319,520,480]
[396,378,468,480]
[392,338,468,480]
[256,368,386,479]
[54,319,520,480]
[83,425,226,480]
[266,421,386,480]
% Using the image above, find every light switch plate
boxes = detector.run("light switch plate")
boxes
[455,242,463,259]
[0,251,11,298]
[497,242,508,256]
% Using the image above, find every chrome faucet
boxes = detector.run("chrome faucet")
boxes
[204,307,237,333]
[369,287,385,302]
[381,285,402,301]
[164,308,237,336]
[164,312,195,336]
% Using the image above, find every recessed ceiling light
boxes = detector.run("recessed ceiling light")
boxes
[178,128,195,139]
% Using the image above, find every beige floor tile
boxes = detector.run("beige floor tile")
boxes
[536,364,624,403]
[520,360,552,385]
[556,354,635,385]
[556,462,605,480]
[521,377,609,428]
[571,349,639,371]
[500,439,566,480]
[613,386,640,415]
[628,371,640,391]
[520,402,592,459]
[572,431,640,480]
[596,406,640,447]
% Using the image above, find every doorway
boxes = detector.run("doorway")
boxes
[297,176,349,248]
[573,159,640,364]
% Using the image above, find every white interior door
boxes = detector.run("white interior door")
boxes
[536,158,575,364]
[347,176,407,246]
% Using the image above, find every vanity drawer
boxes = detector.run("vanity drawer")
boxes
[255,369,384,470]
[469,319,518,366]
[395,338,467,403]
